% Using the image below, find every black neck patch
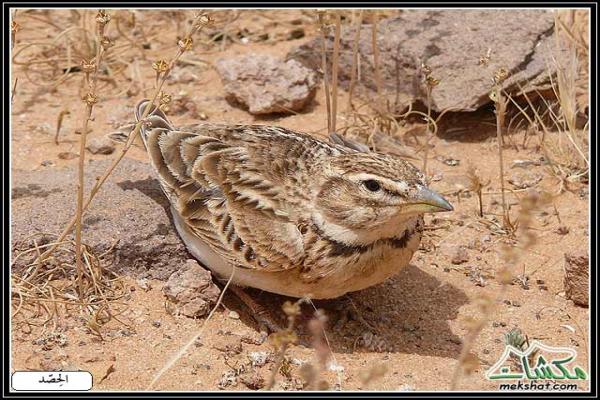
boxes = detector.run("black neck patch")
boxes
[311,223,418,258]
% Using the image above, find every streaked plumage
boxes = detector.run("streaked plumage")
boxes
[134,100,452,299]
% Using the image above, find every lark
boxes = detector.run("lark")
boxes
[134,100,453,300]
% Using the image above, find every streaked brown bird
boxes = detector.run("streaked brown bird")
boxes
[135,100,452,300]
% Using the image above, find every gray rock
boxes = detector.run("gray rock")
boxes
[163,260,221,318]
[508,171,543,189]
[288,10,565,112]
[451,246,470,265]
[87,136,116,155]
[11,158,191,281]
[216,54,318,114]
[563,251,589,307]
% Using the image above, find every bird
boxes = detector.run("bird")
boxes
[134,99,453,300]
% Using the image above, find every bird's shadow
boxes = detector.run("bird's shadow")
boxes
[229,264,468,359]
[117,177,170,210]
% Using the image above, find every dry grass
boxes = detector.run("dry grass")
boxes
[420,63,440,178]
[11,234,128,338]
[509,10,589,193]
[491,67,512,231]
[11,10,213,337]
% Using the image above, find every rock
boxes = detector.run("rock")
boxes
[511,159,541,169]
[508,171,543,189]
[11,158,192,280]
[240,373,265,390]
[87,136,115,154]
[288,10,566,112]
[451,246,470,265]
[287,27,305,40]
[136,278,152,291]
[58,151,79,160]
[215,54,318,114]
[563,251,589,307]
[248,351,269,367]
[228,310,240,320]
[163,260,221,318]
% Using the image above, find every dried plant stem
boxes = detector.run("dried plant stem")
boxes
[11,11,19,104]
[347,10,363,113]
[35,13,211,265]
[422,85,433,176]
[36,90,160,265]
[74,10,110,298]
[370,11,383,111]
[494,89,509,227]
[55,109,71,145]
[330,12,342,133]
[266,298,306,390]
[318,13,332,134]
[11,78,18,104]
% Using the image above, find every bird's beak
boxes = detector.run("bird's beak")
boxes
[404,186,454,214]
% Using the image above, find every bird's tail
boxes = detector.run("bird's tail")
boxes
[134,99,174,149]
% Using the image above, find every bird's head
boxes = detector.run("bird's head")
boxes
[312,152,453,245]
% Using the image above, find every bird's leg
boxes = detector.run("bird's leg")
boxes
[332,295,377,333]
[228,286,283,344]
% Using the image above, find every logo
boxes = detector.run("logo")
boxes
[486,340,588,381]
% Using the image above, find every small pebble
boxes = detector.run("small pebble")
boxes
[58,151,79,160]
[228,310,240,320]
[136,278,152,291]
[451,246,470,265]
[287,27,305,39]
[87,136,116,155]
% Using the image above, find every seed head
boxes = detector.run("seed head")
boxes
[493,67,509,85]
[83,92,98,106]
[421,63,432,76]
[152,59,169,74]
[11,20,20,34]
[478,48,492,66]
[96,10,111,26]
[81,59,96,74]
[100,36,114,50]
[282,300,301,319]
[178,36,193,52]
[159,92,172,104]
[193,13,212,29]
[426,75,440,87]
[158,92,172,112]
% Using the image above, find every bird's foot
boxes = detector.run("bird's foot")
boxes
[229,286,283,344]
[332,295,377,333]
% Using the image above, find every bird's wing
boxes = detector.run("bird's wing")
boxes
[329,132,370,152]
[135,100,307,272]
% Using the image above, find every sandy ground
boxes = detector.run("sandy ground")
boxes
[10,9,590,392]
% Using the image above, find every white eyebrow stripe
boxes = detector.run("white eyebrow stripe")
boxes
[348,173,410,194]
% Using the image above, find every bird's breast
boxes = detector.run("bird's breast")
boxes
[298,217,424,296]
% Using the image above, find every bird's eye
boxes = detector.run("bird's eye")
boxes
[363,180,381,192]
